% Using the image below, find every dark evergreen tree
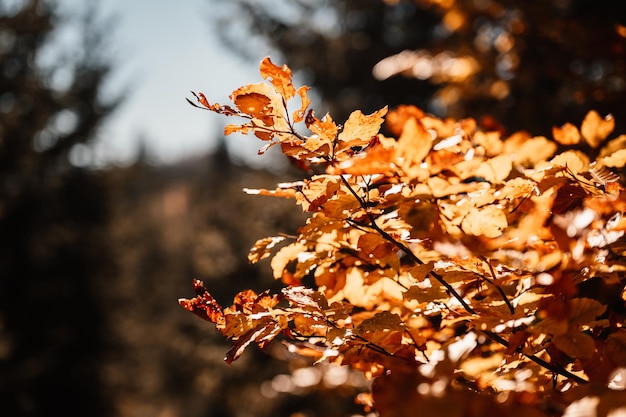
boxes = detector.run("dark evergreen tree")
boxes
[0,1,119,415]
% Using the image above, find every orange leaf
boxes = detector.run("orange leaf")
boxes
[233,92,272,120]
[552,122,581,145]
[581,110,614,148]
[396,117,432,166]
[292,86,311,123]
[336,107,388,152]
[178,280,224,324]
[259,56,296,100]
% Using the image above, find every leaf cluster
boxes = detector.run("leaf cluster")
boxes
[181,58,626,416]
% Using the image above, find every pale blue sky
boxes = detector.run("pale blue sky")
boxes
[59,0,271,165]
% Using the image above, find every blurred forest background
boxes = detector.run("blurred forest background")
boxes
[1,1,625,417]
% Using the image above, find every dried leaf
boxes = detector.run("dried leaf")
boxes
[461,205,508,237]
[259,56,296,100]
[292,86,311,123]
[178,280,224,324]
[475,154,512,184]
[553,332,596,359]
[248,236,287,263]
[336,107,388,152]
[600,148,626,168]
[504,135,557,166]
[581,110,614,148]
[552,122,581,145]
[396,117,432,166]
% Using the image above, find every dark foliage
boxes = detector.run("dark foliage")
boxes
[0,1,117,415]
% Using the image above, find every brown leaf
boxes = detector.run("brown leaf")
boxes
[568,297,607,327]
[553,332,596,359]
[225,317,283,364]
[356,311,404,334]
[178,280,224,324]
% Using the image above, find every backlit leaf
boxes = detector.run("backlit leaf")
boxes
[248,236,287,263]
[259,56,296,100]
[461,205,508,237]
[336,107,388,152]
[581,110,614,148]
[552,122,581,145]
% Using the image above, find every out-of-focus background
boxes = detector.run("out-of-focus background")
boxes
[1,1,625,416]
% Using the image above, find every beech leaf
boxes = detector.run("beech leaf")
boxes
[581,110,614,148]
[461,205,508,237]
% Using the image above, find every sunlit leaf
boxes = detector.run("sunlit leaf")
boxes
[248,236,287,263]
[581,110,614,148]
[552,122,581,145]
[461,205,508,237]
[336,107,388,152]
[259,56,296,100]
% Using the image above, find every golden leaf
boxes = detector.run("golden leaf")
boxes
[270,241,308,279]
[581,110,614,148]
[504,135,557,166]
[461,205,508,238]
[552,122,581,145]
[307,113,339,143]
[297,175,342,212]
[550,150,590,175]
[396,117,432,166]
[475,154,512,184]
[600,148,626,168]
[336,107,388,152]
[599,134,626,158]
[248,236,287,263]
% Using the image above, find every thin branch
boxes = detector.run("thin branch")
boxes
[338,174,476,314]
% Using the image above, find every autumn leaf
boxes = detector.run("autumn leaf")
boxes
[552,122,581,145]
[335,107,388,153]
[178,279,224,324]
[581,110,614,148]
[248,236,287,263]
[395,117,432,167]
[184,57,626,414]
[292,86,311,123]
[259,56,296,100]
[461,205,508,237]
[553,332,596,359]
